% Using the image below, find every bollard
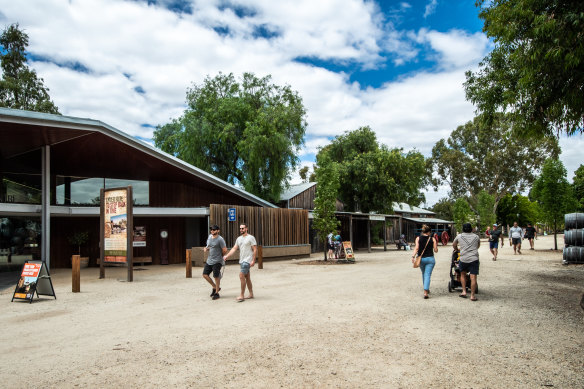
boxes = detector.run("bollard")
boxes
[258,245,263,269]
[72,255,80,293]
[186,249,192,278]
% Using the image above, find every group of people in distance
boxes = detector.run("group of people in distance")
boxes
[326,230,343,260]
[202,223,256,302]
[410,221,538,302]
[486,221,537,260]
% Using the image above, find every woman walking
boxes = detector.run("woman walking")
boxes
[411,224,439,299]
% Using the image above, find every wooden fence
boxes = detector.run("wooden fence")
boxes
[210,204,309,247]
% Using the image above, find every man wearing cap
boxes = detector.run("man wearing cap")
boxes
[203,224,227,300]
[489,223,504,261]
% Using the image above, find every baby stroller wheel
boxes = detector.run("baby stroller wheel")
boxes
[448,281,454,293]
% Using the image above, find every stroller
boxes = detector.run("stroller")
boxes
[448,249,478,293]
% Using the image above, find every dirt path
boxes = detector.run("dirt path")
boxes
[1,235,582,388]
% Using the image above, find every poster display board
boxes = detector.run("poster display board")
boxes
[12,261,56,303]
[100,186,133,281]
[343,241,355,261]
[133,226,146,247]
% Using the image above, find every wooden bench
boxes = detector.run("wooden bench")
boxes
[133,256,152,265]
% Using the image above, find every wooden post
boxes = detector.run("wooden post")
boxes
[258,245,263,269]
[186,249,192,278]
[72,255,80,293]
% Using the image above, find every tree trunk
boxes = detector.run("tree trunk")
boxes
[553,220,558,250]
[324,246,327,261]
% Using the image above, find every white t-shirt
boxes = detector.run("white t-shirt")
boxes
[235,234,257,264]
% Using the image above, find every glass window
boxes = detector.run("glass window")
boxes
[55,176,149,206]
[2,173,42,204]
[105,179,149,206]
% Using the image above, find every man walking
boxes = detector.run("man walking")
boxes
[224,223,257,302]
[203,224,227,300]
[524,223,537,250]
[489,224,504,261]
[509,221,523,255]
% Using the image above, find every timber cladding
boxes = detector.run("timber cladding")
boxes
[210,204,309,247]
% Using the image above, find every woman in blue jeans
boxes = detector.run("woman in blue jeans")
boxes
[411,224,439,299]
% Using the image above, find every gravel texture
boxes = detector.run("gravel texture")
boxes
[1,234,582,388]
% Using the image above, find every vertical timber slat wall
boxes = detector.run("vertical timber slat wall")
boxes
[209,204,308,248]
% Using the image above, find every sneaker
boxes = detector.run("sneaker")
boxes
[210,288,216,297]
[212,293,220,300]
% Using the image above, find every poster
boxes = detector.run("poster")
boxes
[104,188,128,262]
[13,262,41,299]
[133,226,146,247]
[343,241,355,261]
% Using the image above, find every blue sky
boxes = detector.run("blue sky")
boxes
[0,0,581,206]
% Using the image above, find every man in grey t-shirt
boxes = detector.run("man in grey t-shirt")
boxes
[453,223,480,301]
[203,224,227,300]
[509,221,523,255]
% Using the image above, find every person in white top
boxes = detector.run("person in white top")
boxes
[224,223,257,302]
[509,221,523,255]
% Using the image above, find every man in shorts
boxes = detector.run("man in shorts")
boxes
[203,224,227,300]
[489,223,504,261]
[224,223,257,302]
[524,223,537,250]
[453,223,480,301]
[509,221,523,254]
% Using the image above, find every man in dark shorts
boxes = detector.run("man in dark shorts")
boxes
[524,223,537,250]
[203,224,227,300]
[509,221,523,254]
[453,223,480,301]
[489,223,504,261]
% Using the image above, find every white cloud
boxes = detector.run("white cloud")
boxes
[424,0,438,18]
[417,28,491,69]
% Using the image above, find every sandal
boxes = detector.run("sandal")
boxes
[459,294,467,298]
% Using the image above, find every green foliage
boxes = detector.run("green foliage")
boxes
[530,159,578,249]
[430,198,454,221]
[431,113,559,215]
[67,231,89,255]
[497,193,540,228]
[317,126,430,213]
[465,0,584,137]
[477,190,496,230]
[312,156,340,258]
[154,72,306,203]
[0,23,59,114]
[572,165,584,211]
[453,198,473,232]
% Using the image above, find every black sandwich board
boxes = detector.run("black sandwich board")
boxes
[11,261,56,303]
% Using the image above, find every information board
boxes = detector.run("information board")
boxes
[12,261,56,303]
[343,241,355,261]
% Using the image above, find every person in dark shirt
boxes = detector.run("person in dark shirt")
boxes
[489,224,504,261]
[524,223,537,250]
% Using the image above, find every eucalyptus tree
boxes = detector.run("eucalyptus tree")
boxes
[431,113,559,215]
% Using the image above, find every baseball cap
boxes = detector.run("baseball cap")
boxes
[210,224,220,230]
[493,223,498,227]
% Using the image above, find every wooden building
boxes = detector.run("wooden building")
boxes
[0,108,309,270]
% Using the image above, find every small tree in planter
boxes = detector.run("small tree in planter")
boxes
[68,231,89,267]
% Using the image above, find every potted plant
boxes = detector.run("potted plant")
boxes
[68,231,89,268]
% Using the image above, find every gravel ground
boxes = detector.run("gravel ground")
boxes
[0,234,582,388]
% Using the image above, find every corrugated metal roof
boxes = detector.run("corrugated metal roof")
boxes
[392,202,435,215]
[279,182,316,201]
[403,216,453,224]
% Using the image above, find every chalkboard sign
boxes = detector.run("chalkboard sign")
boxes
[343,241,355,261]
[12,261,56,304]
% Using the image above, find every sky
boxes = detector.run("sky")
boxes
[0,0,582,207]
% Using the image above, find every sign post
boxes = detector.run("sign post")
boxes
[228,208,236,222]
[343,241,355,262]
[100,186,133,282]
[12,261,56,303]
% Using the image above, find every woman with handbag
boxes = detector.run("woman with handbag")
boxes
[411,224,439,299]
